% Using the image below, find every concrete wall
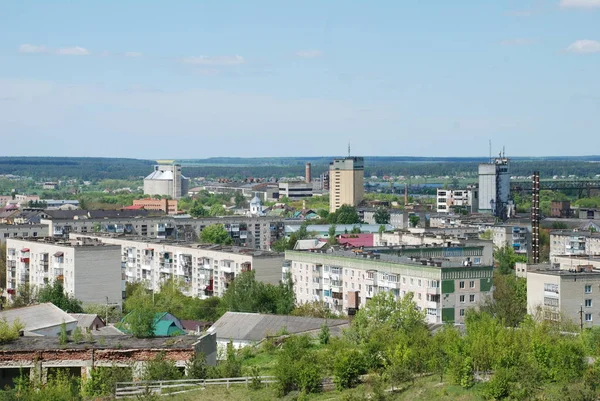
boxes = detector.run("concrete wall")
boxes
[0,224,48,245]
[75,247,123,305]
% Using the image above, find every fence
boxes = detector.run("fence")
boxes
[115,376,276,398]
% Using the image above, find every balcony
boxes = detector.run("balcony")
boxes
[220,264,234,274]
[20,258,30,264]
[427,286,441,295]
[427,301,440,309]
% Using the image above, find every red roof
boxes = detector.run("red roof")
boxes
[337,234,374,248]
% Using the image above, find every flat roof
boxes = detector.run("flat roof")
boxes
[7,237,119,248]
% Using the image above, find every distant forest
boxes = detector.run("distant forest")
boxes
[1,156,600,181]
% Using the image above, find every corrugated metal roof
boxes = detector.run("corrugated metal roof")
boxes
[207,312,349,342]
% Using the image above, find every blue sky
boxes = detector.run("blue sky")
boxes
[1,0,599,159]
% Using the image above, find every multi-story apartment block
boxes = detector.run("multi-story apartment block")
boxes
[284,249,493,324]
[375,227,483,247]
[329,157,364,213]
[490,225,530,256]
[0,224,48,244]
[524,263,600,327]
[436,187,478,214]
[41,211,285,251]
[5,238,123,305]
[70,234,285,299]
[360,208,408,229]
[550,230,600,257]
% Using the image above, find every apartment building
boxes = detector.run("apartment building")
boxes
[550,230,600,257]
[70,234,285,299]
[490,225,530,256]
[375,227,482,246]
[436,187,478,214]
[284,249,493,323]
[41,211,285,251]
[525,264,600,327]
[329,157,364,213]
[5,238,123,305]
[0,224,48,244]
[360,209,407,229]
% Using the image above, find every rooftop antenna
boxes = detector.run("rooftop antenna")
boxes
[348,141,351,157]
[502,146,505,159]
[489,139,492,163]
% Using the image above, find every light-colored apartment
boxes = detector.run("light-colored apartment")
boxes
[524,263,600,327]
[436,187,478,214]
[284,249,493,324]
[0,224,49,244]
[5,237,124,306]
[278,182,313,200]
[550,230,600,257]
[329,157,364,213]
[490,224,530,256]
[70,234,285,299]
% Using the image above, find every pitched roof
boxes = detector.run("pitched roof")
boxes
[70,313,105,330]
[1,303,77,333]
[207,312,349,342]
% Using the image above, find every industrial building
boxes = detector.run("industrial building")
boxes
[436,187,478,214]
[5,237,124,305]
[284,248,493,323]
[278,181,314,200]
[478,156,511,219]
[143,162,189,200]
[70,234,285,299]
[132,198,179,214]
[329,156,364,213]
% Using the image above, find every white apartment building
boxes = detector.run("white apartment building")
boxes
[70,234,285,299]
[284,249,493,324]
[525,264,600,327]
[375,227,482,246]
[550,230,600,257]
[436,187,478,214]
[490,225,530,256]
[5,238,123,306]
[0,224,48,244]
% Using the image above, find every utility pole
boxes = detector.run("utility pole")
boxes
[105,296,109,324]
[580,304,584,332]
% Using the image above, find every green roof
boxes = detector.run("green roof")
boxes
[119,312,185,337]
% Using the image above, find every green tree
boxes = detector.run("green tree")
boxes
[0,317,24,344]
[374,207,390,224]
[274,335,321,396]
[38,281,83,313]
[83,366,132,397]
[318,323,330,345]
[333,348,367,390]
[189,201,209,217]
[328,224,337,245]
[0,243,6,296]
[186,353,208,379]
[58,322,69,345]
[11,283,37,308]
[121,286,156,338]
[329,205,361,224]
[494,246,527,274]
[200,224,233,245]
[291,300,338,319]
[350,226,361,234]
[480,273,527,327]
[143,352,183,381]
[72,326,83,343]
[409,215,420,228]
[271,237,289,252]
[480,229,493,240]
[209,204,227,217]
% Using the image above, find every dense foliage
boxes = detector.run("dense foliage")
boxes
[200,224,233,245]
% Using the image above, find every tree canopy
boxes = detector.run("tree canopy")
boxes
[200,224,233,245]
[328,205,361,225]
[37,281,83,313]
[374,207,391,224]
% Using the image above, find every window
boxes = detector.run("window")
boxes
[410,278,414,285]
[469,280,475,288]
[459,281,465,289]
[403,277,406,284]
[469,294,475,302]
[544,297,559,307]
[460,295,465,303]
[586,299,593,308]
[418,279,422,287]
[544,283,559,294]
[586,313,593,322]
[459,309,465,317]
[585,285,592,294]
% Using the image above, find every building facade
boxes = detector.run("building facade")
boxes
[329,157,364,213]
[436,187,478,214]
[284,249,493,323]
[550,230,600,257]
[132,198,179,214]
[478,157,510,218]
[0,224,48,244]
[551,201,571,218]
[491,224,530,256]
[144,163,189,200]
[5,238,124,305]
[278,182,314,200]
[70,234,284,299]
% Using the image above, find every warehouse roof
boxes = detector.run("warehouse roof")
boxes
[0,303,77,333]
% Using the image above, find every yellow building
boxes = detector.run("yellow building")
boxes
[329,157,364,213]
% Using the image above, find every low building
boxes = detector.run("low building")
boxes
[337,234,374,248]
[0,303,78,336]
[278,182,313,200]
[207,312,349,351]
[285,249,493,323]
[524,263,600,326]
[132,198,178,214]
[119,312,186,337]
[551,201,572,218]
[5,237,124,305]
[579,208,600,220]
[42,182,59,190]
[68,234,285,299]
[70,313,107,332]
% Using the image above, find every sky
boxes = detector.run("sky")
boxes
[1,0,599,159]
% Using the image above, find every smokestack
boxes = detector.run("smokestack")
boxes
[531,171,540,264]
[404,184,408,206]
[305,163,312,184]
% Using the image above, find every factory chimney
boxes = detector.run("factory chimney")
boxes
[305,163,312,184]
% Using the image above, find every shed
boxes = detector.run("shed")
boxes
[0,303,78,336]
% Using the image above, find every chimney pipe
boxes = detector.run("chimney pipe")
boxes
[305,163,312,184]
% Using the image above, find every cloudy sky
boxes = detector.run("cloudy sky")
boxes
[1,1,599,158]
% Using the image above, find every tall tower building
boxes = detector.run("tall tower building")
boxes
[478,156,510,219]
[329,157,364,213]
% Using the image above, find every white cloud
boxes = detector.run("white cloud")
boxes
[56,46,90,56]
[124,52,143,58]
[295,49,323,58]
[500,38,536,46]
[560,0,600,8]
[566,40,600,53]
[19,44,48,53]
[180,55,245,66]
